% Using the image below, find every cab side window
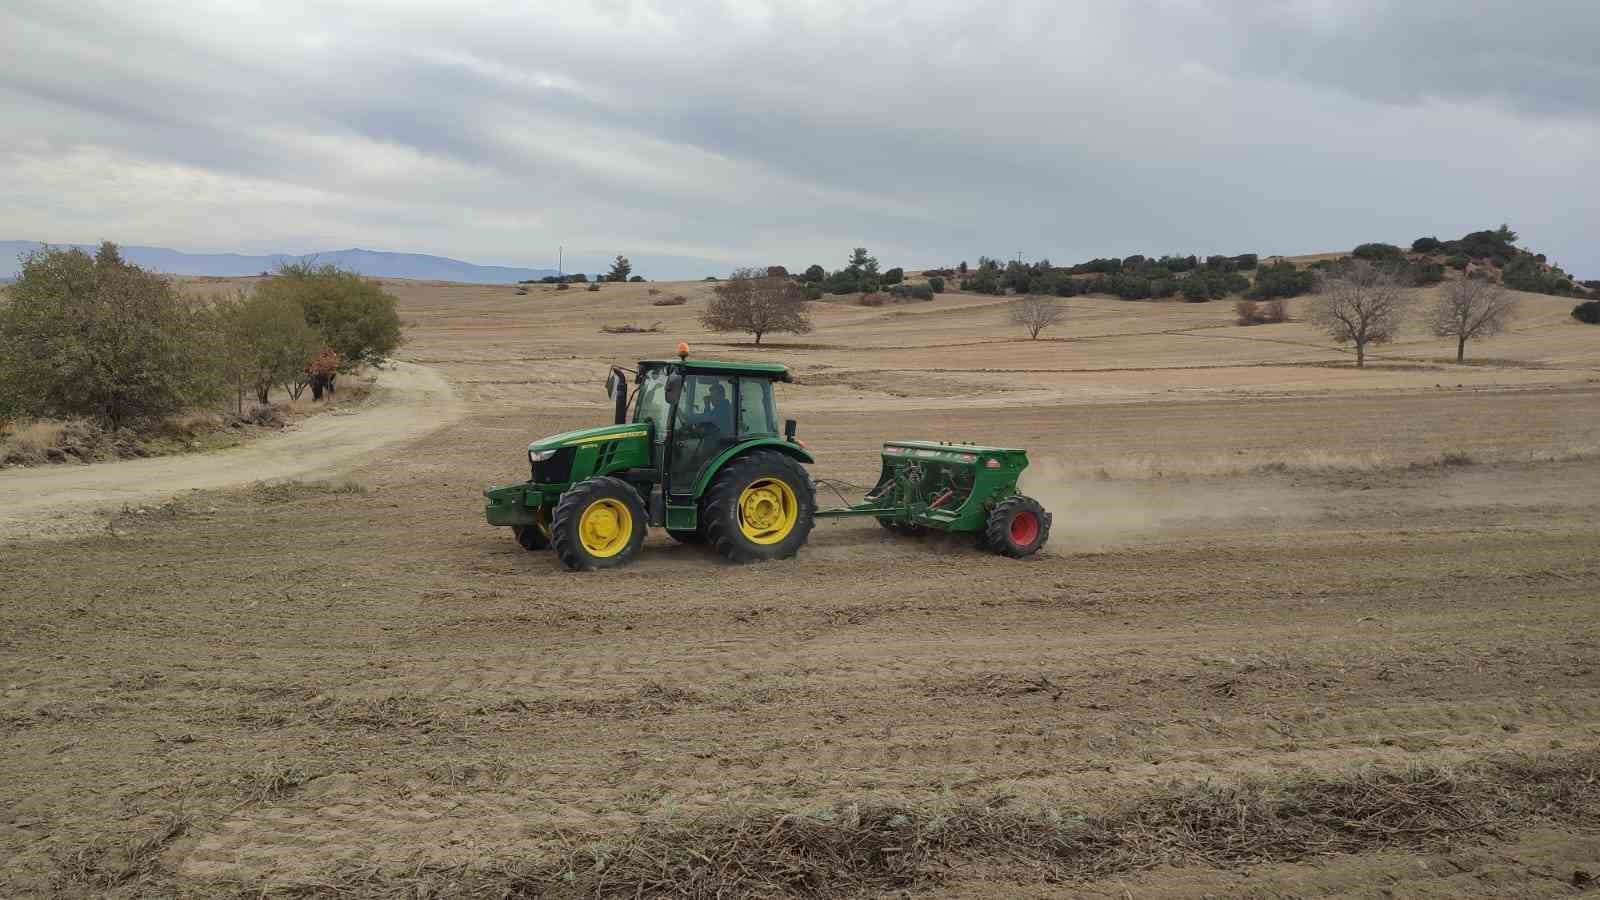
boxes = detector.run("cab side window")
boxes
[737,377,777,436]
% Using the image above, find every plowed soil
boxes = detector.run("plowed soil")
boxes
[3,278,1599,897]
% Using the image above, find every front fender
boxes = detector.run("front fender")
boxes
[691,438,815,496]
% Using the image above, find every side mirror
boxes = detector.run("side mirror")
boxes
[784,418,797,441]
[665,373,683,406]
[605,370,623,399]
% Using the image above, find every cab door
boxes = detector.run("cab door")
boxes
[667,372,737,496]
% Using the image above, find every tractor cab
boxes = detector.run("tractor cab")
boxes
[628,357,793,500]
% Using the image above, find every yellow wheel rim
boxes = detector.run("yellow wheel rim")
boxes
[738,477,799,545]
[577,498,633,558]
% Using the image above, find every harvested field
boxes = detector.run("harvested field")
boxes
[3,278,1599,897]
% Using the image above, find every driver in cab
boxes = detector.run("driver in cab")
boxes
[693,382,735,435]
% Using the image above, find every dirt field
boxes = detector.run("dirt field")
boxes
[3,278,1599,897]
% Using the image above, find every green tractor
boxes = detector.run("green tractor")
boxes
[483,347,1052,570]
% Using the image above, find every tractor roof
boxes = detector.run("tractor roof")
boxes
[639,358,792,381]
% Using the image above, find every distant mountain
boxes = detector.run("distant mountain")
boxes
[0,241,558,284]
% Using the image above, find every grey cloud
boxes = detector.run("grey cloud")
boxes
[2,0,1595,279]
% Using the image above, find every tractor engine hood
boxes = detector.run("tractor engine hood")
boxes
[527,423,649,455]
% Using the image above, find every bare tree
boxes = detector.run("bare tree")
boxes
[699,267,813,345]
[1010,295,1064,339]
[1309,262,1410,367]
[1426,277,1518,362]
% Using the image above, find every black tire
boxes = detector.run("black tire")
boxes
[512,524,548,551]
[985,495,1051,558]
[703,451,816,563]
[551,477,647,571]
[666,528,704,544]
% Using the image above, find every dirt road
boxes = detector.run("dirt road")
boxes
[0,362,460,543]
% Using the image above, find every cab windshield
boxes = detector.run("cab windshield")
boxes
[632,366,671,436]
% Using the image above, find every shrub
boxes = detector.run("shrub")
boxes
[1444,255,1468,270]
[1235,299,1262,325]
[261,263,403,367]
[802,284,823,300]
[557,282,570,291]
[1247,261,1316,300]
[1412,236,1443,253]
[1573,301,1600,325]
[881,267,904,285]
[888,284,934,301]
[629,275,644,282]
[1233,253,1259,271]
[802,264,825,283]
[859,292,885,307]
[0,243,220,430]
[1406,260,1445,286]
[651,295,688,306]
[1353,243,1405,262]
[766,266,788,278]
[587,281,601,292]
[927,276,945,293]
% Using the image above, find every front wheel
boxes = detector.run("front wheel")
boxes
[551,477,647,570]
[702,451,816,563]
[985,495,1051,558]
[512,507,553,551]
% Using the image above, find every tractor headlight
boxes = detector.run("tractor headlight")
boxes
[529,448,557,463]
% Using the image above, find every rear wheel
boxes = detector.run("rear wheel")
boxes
[552,477,647,570]
[985,495,1051,558]
[703,451,815,563]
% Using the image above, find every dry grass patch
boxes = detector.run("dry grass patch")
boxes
[235,751,1600,898]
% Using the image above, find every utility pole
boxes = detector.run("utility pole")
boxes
[558,245,563,280]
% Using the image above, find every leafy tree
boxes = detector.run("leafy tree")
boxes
[927,276,946,293]
[1572,301,1600,325]
[216,289,323,406]
[1412,236,1443,253]
[700,268,813,345]
[802,264,826,283]
[1010,295,1064,339]
[1426,277,1518,362]
[957,261,968,274]
[881,267,904,286]
[0,243,218,430]
[1309,261,1410,367]
[629,275,645,282]
[847,248,877,275]
[259,263,403,366]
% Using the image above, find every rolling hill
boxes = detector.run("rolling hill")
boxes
[0,242,557,284]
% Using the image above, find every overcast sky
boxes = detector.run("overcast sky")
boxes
[3,0,1597,279]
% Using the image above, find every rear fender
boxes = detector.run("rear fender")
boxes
[690,438,814,497]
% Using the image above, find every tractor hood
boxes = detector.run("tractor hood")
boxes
[528,423,649,454]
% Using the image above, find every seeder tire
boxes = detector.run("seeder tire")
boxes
[552,477,647,571]
[985,495,1051,558]
[703,451,815,563]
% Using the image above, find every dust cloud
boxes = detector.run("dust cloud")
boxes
[1020,456,1314,550]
